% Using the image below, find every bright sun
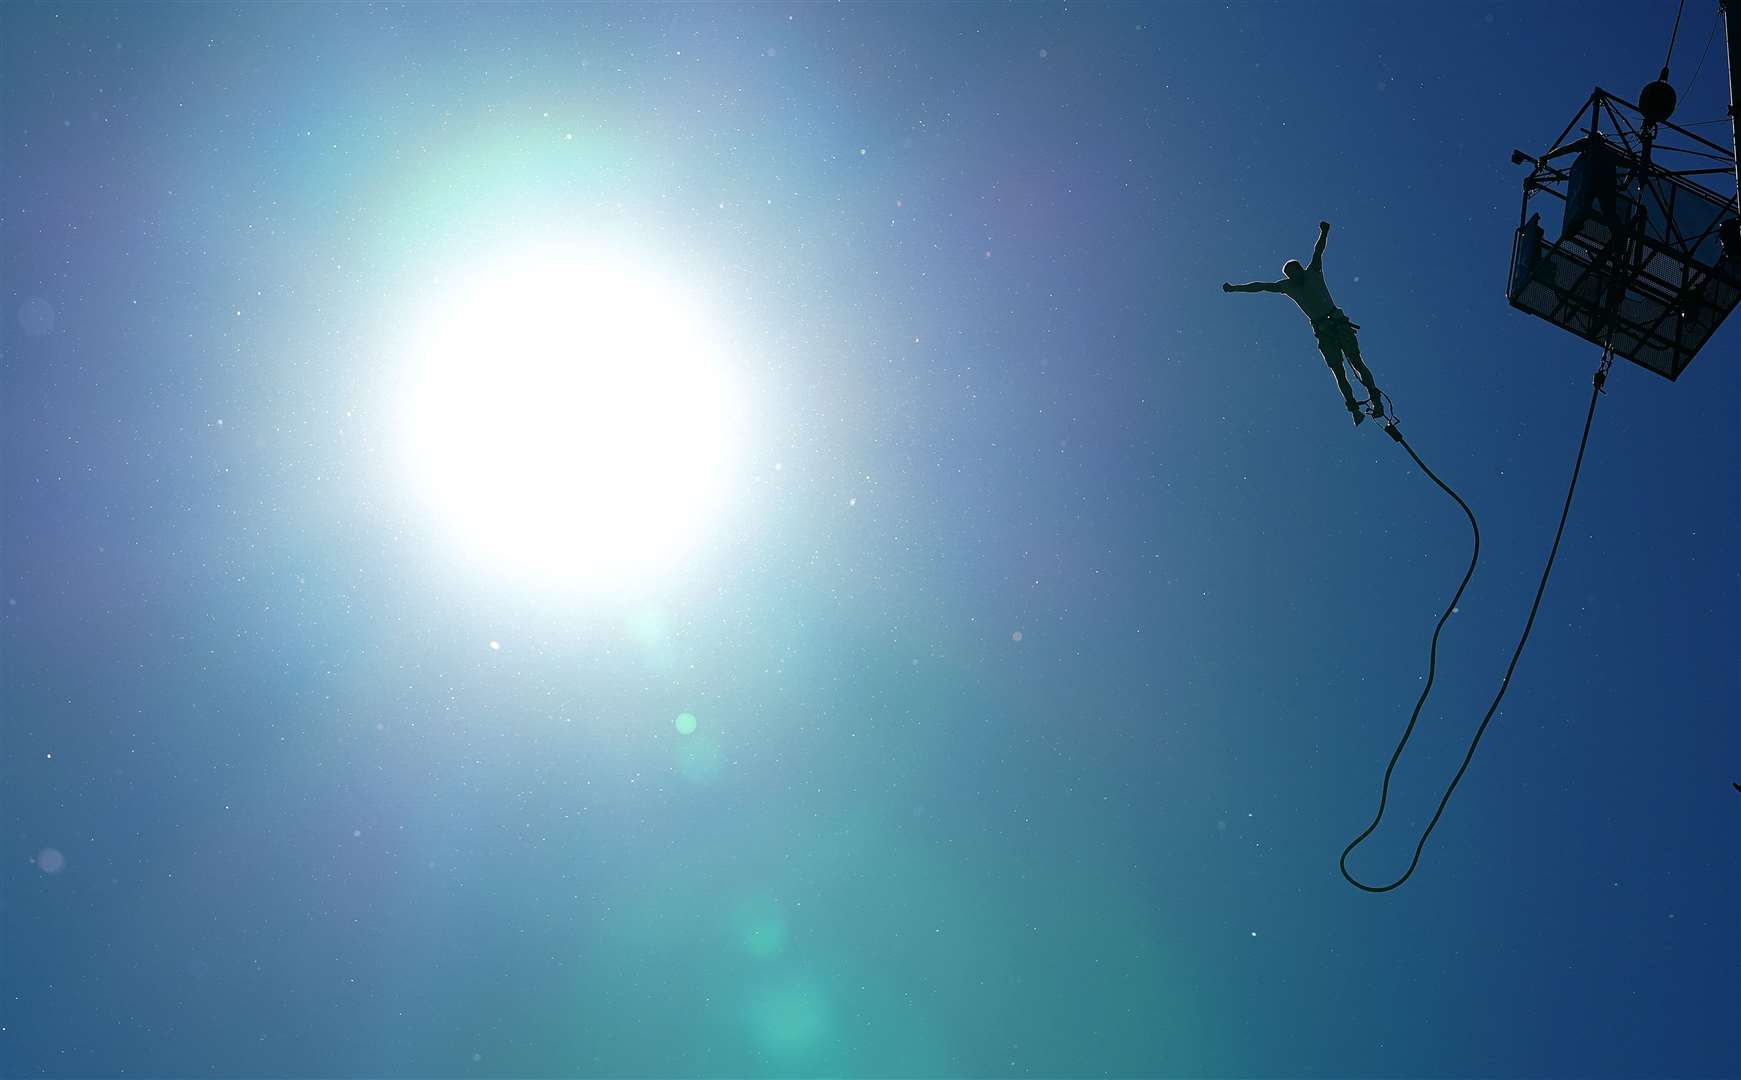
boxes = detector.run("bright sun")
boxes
[396,245,741,590]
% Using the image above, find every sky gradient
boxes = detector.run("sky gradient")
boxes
[4,3,1738,1077]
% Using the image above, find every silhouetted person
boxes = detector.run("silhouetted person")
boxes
[1223,221,1384,426]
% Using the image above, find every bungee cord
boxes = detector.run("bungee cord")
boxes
[1341,354,1611,891]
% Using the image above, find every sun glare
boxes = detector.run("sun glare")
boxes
[396,245,741,590]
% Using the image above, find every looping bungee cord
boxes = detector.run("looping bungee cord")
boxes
[1339,417,1481,892]
[1341,351,1610,892]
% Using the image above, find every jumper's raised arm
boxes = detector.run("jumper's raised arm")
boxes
[1309,220,1329,273]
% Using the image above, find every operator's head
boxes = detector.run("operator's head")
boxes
[1282,259,1305,280]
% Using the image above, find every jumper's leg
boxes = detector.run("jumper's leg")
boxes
[1343,335,1383,409]
[1319,344,1359,411]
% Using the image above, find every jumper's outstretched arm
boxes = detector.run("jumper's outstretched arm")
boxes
[1222,279,1286,293]
[1309,220,1329,272]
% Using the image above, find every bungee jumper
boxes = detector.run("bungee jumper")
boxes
[1217,215,1597,894]
[1218,218,1489,892]
[1215,217,1585,893]
[1222,221,1386,425]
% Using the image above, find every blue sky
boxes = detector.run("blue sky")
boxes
[4,3,1737,1076]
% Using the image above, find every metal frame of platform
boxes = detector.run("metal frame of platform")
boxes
[1508,88,1740,381]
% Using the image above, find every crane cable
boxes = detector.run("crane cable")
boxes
[1340,353,1610,892]
[1663,0,1688,76]
[1684,6,1723,94]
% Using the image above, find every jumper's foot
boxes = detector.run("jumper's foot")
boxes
[1348,405,1366,426]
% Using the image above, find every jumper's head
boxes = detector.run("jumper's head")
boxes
[1282,259,1305,280]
